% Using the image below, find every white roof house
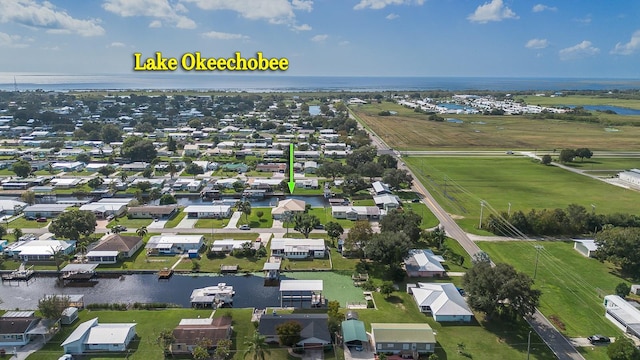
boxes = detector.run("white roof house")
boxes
[604,295,640,338]
[145,235,204,255]
[0,199,27,214]
[373,194,400,211]
[372,181,391,194]
[573,239,598,258]
[271,199,306,219]
[270,238,326,259]
[404,249,446,277]
[183,205,232,219]
[211,239,250,252]
[408,283,473,322]
[61,318,137,354]
[8,239,75,261]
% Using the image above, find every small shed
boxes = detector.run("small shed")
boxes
[61,307,79,325]
[188,249,199,259]
[346,310,359,321]
[341,319,368,347]
[631,285,640,295]
[573,239,598,258]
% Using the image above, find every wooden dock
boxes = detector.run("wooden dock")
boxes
[1,263,35,282]
[157,268,173,279]
[220,265,238,273]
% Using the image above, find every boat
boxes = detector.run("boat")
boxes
[1,263,35,281]
[190,283,235,308]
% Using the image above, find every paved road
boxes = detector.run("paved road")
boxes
[350,108,585,360]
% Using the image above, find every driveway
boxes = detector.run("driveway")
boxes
[302,349,324,360]
[147,219,167,229]
[175,218,197,229]
[344,345,375,360]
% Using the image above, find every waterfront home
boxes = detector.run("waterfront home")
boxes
[249,178,281,190]
[8,239,75,261]
[0,311,42,347]
[407,283,474,322]
[271,199,306,220]
[0,199,27,215]
[211,239,251,253]
[295,178,319,189]
[215,178,241,189]
[23,204,71,218]
[270,238,326,259]
[146,235,204,255]
[171,317,232,355]
[404,249,446,278]
[373,194,400,211]
[331,206,385,221]
[130,178,164,188]
[371,323,435,357]
[183,205,232,219]
[303,161,318,173]
[86,234,144,264]
[127,205,178,219]
[258,313,331,348]
[78,203,127,219]
[61,318,137,355]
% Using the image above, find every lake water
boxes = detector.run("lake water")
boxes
[1,273,282,310]
[564,105,640,115]
[309,105,320,115]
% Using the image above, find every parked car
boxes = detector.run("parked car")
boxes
[239,224,251,230]
[587,335,610,344]
[58,354,73,360]
[26,216,36,221]
[36,217,47,222]
[411,198,421,203]
[106,214,115,221]
[113,225,127,232]
[314,224,324,230]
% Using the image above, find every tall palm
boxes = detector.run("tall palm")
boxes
[120,171,128,183]
[136,226,148,238]
[76,240,88,256]
[281,211,294,236]
[243,331,270,360]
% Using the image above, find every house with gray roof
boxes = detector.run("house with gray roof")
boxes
[371,323,435,357]
[258,313,331,348]
[61,318,137,355]
[407,283,474,322]
[404,249,446,277]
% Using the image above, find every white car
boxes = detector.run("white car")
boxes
[58,355,73,360]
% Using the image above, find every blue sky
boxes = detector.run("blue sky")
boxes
[0,0,639,77]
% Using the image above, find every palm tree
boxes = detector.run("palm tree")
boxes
[13,227,23,242]
[120,171,128,183]
[76,240,89,257]
[243,331,270,360]
[136,226,148,238]
[281,211,294,236]
[167,162,177,179]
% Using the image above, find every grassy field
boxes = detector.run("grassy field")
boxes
[356,291,555,360]
[405,156,640,233]
[107,217,152,230]
[236,207,274,228]
[164,209,186,228]
[478,241,623,338]
[352,103,640,150]
[517,95,640,109]
[8,217,49,228]
[561,157,640,171]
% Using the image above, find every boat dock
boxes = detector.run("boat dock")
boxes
[157,267,174,279]
[1,263,35,282]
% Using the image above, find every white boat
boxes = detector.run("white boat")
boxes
[190,283,235,308]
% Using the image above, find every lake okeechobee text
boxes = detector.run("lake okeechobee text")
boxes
[133,52,289,72]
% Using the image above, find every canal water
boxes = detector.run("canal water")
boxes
[1,274,283,310]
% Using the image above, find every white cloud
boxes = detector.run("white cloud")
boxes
[0,32,28,48]
[0,0,104,36]
[103,0,196,29]
[525,38,549,49]
[183,0,312,25]
[611,30,640,55]
[292,23,312,31]
[386,13,399,20]
[532,4,557,12]
[574,15,591,24]
[354,0,424,11]
[559,40,599,60]
[202,31,249,40]
[108,42,126,48]
[311,34,328,42]
[149,20,162,28]
[468,0,518,24]
[339,40,350,46]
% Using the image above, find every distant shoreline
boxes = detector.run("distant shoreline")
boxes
[2,73,640,92]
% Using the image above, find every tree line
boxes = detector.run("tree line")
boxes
[484,203,640,237]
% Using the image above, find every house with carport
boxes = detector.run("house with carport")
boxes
[170,317,232,355]
[145,235,204,255]
[371,323,435,357]
[258,313,331,348]
[127,205,178,220]
[270,238,326,259]
[23,204,71,219]
[271,199,306,220]
[183,205,231,219]
[404,249,446,278]
[86,234,144,264]
[0,311,43,347]
[61,318,137,355]
[407,283,474,322]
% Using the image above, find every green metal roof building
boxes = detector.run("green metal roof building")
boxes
[341,319,368,346]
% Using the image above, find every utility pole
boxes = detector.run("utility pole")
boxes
[478,200,485,229]
[527,330,532,360]
[443,175,447,196]
[508,202,511,216]
[533,245,544,280]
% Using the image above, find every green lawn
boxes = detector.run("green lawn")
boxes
[561,157,640,171]
[478,241,623,338]
[285,271,366,307]
[236,207,274,228]
[356,291,555,360]
[164,208,186,228]
[195,218,229,229]
[107,217,153,229]
[175,251,268,273]
[8,217,49,229]
[406,156,640,234]
[403,202,440,228]
[307,208,353,228]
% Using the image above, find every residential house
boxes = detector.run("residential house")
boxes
[270,238,326,259]
[145,235,204,255]
[341,319,368,349]
[78,203,127,219]
[258,314,331,348]
[0,311,42,347]
[8,239,75,261]
[271,199,306,220]
[331,206,385,221]
[183,205,232,219]
[404,249,446,278]
[127,205,178,219]
[0,199,27,215]
[121,162,149,172]
[303,161,318,174]
[23,204,71,218]
[407,283,474,322]
[573,239,598,258]
[86,234,144,264]
[295,178,318,189]
[372,181,391,195]
[130,178,164,189]
[221,163,249,173]
[249,179,281,191]
[61,318,137,355]
[211,239,251,253]
[51,161,85,172]
[373,194,400,211]
[256,163,286,173]
[371,323,435,356]
[603,295,640,338]
[170,317,233,355]
[182,144,199,157]
[49,178,82,189]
